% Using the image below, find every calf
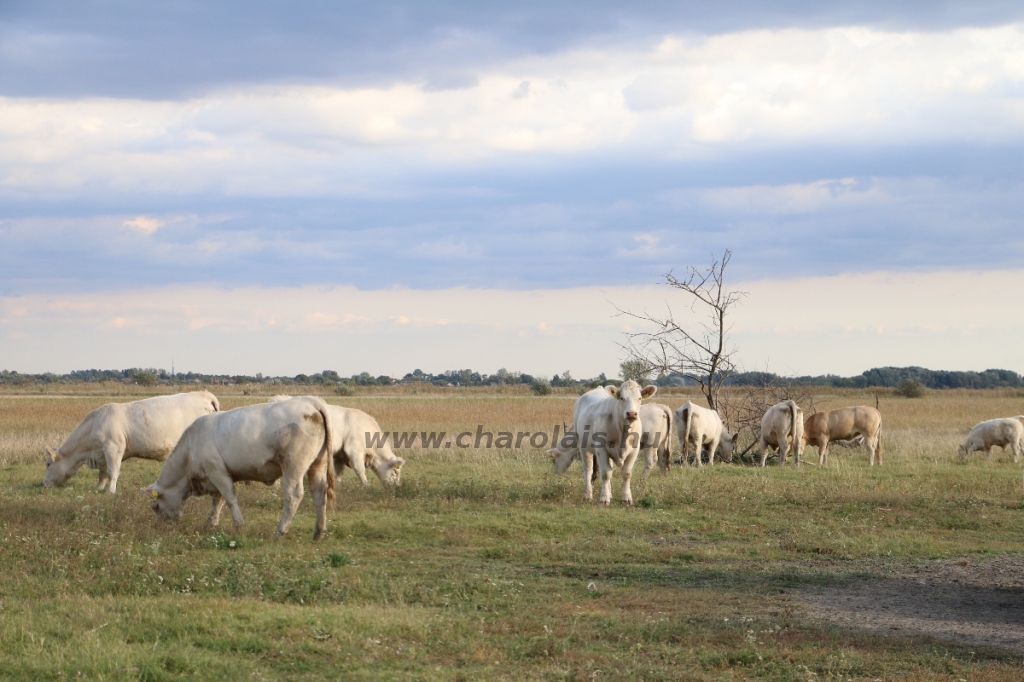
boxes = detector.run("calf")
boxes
[44,391,219,493]
[144,396,336,539]
[759,400,804,466]
[802,406,883,465]
[675,401,737,466]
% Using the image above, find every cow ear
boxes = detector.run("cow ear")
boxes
[605,385,619,398]
[45,447,56,465]
[641,385,658,398]
[390,458,405,470]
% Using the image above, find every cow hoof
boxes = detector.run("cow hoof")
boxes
[622,500,633,506]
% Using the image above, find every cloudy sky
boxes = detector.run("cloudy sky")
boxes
[2,1,1023,377]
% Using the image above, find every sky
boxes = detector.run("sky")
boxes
[2,1,1023,377]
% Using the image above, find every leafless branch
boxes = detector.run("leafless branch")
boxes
[616,250,745,411]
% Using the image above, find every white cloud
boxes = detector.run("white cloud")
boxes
[123,215,164,234]
[3,24,1022,198]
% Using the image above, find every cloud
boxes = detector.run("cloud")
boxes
[3,2,1023,99]
[123,215,164,234]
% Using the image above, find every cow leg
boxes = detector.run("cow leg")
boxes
[95,465,110,492]
[620,448,640,506]
[594,449,614,505]
[206,495,226,528]
[102,441,126,494]
[581,449,595,501]
[206,470,243,528]
[275,472,305,536]
[351,451,371,487]
[759,439,769,467]
[306,458,330,540]
[640,441,655,478]
[819,439,829,466]
[778,438,789,466]
[708,436,720,466]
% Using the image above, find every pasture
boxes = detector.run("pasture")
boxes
[2,385,1024,680]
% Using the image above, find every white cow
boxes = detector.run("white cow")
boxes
[675,401,737,467]
[550,402,672,479]
[44,391,220,494]
[144,396,336,539]
[758,400,805,467]
[549,380,657,505]
[958,418,1024,463]
[639,403,674,476]
[328,405,405,487]
[269,397,404,487]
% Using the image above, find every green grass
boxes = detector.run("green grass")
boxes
[3,388,1024,679]
[3,448,1024,680]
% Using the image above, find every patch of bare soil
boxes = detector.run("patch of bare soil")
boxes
[794,556,1024,653]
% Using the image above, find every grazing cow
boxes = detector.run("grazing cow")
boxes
[548,381,657,505]
[549,402,672,479]
[758,400,805,467]
[44,391,219,494]
[143,396,336,539]
[957,418,1024,463]
[639,403,674,476]
[269,397,404,486]
[802,406,883,466]
[675,401,737,467]
[328,405,404,487]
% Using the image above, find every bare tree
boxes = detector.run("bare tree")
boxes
[618,250,744,411]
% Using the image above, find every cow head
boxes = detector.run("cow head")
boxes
[142,483,187,521]
[42,447,80,488]
[957,443,968,460]
[606,380,657,425]
[373,455,405,486]
[719,430,739,462]
[549,438,579,474]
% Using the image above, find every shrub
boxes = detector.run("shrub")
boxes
[530,378,552,395]
[894,379,926,398]
[333,383,355,396]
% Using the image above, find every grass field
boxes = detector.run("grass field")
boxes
[2,385,1024,680]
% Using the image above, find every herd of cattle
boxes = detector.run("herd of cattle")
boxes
[39,383,1024,537]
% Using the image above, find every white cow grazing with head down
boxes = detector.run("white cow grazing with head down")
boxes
[639,403,674,476]
[759,400,805,467]
[269,397,404,487]
[549,401,672,479]
[44,391,220,494]
[674,401,737,467]
[549,380,657,505]
[958,418,1024,463]
[328,405,405,487]
[144,396,336,540]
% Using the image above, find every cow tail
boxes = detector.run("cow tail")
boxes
[683,403,693,465]
[663,404,674,465]
[789,400,803,449]
[316,400,336,509]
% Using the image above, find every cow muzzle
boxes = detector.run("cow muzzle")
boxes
[625,411,638,422]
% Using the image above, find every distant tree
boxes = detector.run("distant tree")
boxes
[619,359,652,385]
[893,379,926,398]
[531,378,552,395]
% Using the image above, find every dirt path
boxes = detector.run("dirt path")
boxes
[795,556,1024,653]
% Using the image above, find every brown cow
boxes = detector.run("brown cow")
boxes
[802,406,882,466]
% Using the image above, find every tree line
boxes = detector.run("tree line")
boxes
[0,365,1020,390]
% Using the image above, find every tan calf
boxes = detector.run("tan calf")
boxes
[802,406,883,466]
